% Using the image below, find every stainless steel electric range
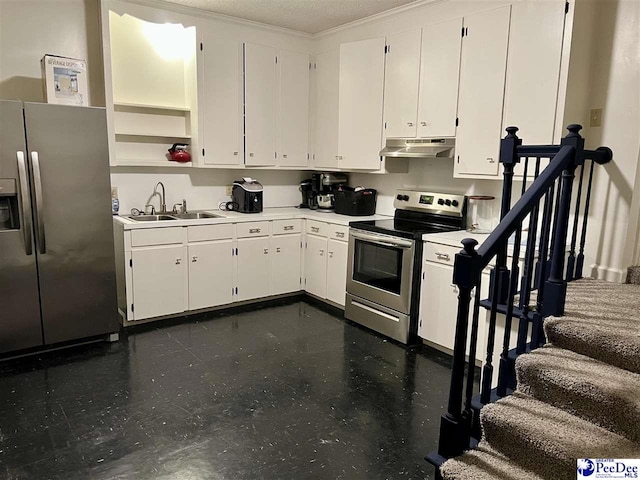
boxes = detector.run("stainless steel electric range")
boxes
[346,190,467,344]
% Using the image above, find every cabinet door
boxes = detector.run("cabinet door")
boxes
[383,29,422,138]
[338,37,386,170]
[188,240,233,310]
[455,6,511,177]
[313,50,340,169]
[131,246,186,320]
[278,50,309,167]
[200,32,243,166]
[244,42,277,166]
[237,237,271,301]
[418,18,463,138]
[304,235,327,298]
[326,239,348,306]
[271,234,302,295]
[502,1,565,145]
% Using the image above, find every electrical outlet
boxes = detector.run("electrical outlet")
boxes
[226,185,233,196]
[590,108,603,127]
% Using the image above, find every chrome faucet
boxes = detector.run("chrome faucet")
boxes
[155,182,167,213]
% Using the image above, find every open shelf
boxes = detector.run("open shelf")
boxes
[115,132,191,139]
[112,159,193,168]
[114,102,191,112]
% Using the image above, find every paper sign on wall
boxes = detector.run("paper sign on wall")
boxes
[41,54,88,106]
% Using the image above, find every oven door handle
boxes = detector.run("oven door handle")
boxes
[350,230,414,249]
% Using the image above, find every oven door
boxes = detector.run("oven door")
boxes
[346,229,415,314]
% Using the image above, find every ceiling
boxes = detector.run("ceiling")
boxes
[160,0,417,34]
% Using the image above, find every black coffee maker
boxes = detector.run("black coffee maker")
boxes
[299,179,317,209]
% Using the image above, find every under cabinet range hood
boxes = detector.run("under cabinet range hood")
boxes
[380,138,455,159]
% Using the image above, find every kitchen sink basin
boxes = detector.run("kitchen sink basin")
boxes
[171,212,223,219]
[127,215,178,222]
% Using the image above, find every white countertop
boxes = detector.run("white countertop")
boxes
[113,206,391,230]
[422,230,490,248]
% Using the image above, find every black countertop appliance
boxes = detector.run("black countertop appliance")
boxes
[231,177,263,213]
[334,186,377,216]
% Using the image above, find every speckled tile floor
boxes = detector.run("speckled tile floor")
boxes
[0,299,459,480]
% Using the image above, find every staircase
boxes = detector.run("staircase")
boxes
[441,278,640,480]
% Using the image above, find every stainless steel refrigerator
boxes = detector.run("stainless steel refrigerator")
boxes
[0,100,118,354]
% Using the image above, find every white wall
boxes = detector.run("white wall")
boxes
[0,0,105,105]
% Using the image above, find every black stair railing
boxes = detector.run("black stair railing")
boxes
[427,125,612,477]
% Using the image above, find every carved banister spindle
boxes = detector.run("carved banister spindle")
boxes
[576,160,596,278]
[566,163,586,281]
[437,238,479,458]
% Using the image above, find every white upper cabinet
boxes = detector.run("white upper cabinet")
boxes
[312,50,340,169]
[338,37,386,170]
[200,32,243,166]
[503,1,566,145]
[418,18,463,138]
[383,29,422,139]
[244,42,277,166]
[277,50,310,167]
[455,6,511,178]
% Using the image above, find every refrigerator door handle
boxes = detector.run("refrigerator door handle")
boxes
[31,151,46,255]
[16,151,33,256]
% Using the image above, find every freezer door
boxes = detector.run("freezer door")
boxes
[0,100,43,353]
[24,103,118,345]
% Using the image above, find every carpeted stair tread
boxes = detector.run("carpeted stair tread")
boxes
[480,392,640,480]
[440,443,545,480]
[516,345,640,442]
[544,278,640,373]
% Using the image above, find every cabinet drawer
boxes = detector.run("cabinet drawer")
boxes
[272,219,302,235]
[131,227,184,247]
[327,224,349,241]
[236,221,270,238]
[187,224,233,243]
[306,219,327,237]
[424,242,460,266]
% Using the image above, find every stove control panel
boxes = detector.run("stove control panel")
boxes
[393,190,466,217]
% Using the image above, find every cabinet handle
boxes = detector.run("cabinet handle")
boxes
[338,155,343,160]
[328,251,334,258]
[435,252,450,261]
[249,152,255,157]
[311,226,319,233]
[335,231,345,238]
[487,157,496,163]
[175,259,182,265]
[282,154,288,158]
[263,248,269,255]
[319,249,324,256]
[191,256,198,263]
[233,151,239,156]
[407,122,414,127]
[420,121,427,127]
[276,247,281,253]
[284,225,294,231]
[249,228,261,233]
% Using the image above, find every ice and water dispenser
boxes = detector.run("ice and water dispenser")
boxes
[0,179,20,230]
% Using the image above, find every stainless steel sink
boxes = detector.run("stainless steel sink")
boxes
[127,215,178,222]
[171,212,223,220]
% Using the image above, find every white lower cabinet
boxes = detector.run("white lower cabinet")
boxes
[326,239,348,306]
[236,236,271,301]
[271,233,302,295]
[188,240,234,310]
[304,234,328,298]
[131,245,187,320]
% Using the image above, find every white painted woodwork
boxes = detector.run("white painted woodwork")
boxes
[236,221,270,238]
[131,245,187,320]
[418,17,463,138]
[236,237,271,300]
[131,227,183,247]
[305,219,328,237]
[312,49,340,169]
[337,37,386,170]
[272,219,302,235]
[200,32,243,166]
[327,224,349,241]
[326,238,348,306]
[503,1,566,145]
[187,224,234,243]
[244,42,277,166]
[271,234,303,295]
[278,50,310,167]
[383,29,422,139]
[455,6,511,177]
[304,234,327,298]
[188,240,234,310]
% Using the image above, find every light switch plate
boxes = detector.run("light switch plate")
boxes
[226,185,233,196]
[590,108,603,127]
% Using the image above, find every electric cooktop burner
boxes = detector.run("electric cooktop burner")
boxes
[349,190,468,240]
